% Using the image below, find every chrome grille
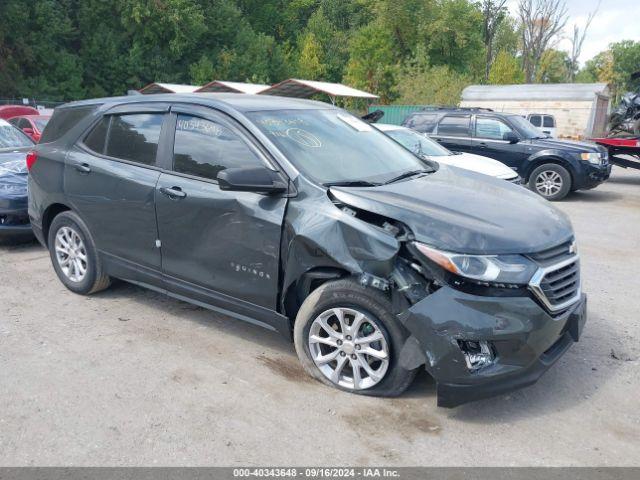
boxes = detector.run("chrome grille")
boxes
[529,256,580,312]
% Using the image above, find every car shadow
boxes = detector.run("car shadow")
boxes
[606,174,640,186]
[0,237,41,250]
[561,189,624,203]
[97,280,294,355]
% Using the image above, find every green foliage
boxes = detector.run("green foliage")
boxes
[297,33,326,79]
[488,51,524,84]
[0,0,636,103]
[536,49,571,84]
[395,49,471,105]
[419,0,485,76]
[344,22,398,103]
[577,41,640,100]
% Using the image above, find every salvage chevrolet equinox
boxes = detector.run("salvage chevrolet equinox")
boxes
[28,94,587,407]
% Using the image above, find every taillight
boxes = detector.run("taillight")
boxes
[26,151,38,171]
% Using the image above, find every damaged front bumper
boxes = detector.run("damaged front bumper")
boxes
[398,286,587,408]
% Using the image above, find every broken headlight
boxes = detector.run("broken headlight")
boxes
[413,242,537,285]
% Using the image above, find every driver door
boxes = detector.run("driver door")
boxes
[155,106,288,322]
[471,115,525,169]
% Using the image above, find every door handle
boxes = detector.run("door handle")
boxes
[74,163,91,173]
[478,142,487,147]
[159,186,187,199]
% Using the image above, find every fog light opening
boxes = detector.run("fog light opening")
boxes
[458,340,495,372]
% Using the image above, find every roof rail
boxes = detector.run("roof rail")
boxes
[418,106,494,112]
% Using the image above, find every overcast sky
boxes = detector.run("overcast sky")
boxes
[506,0,640,65]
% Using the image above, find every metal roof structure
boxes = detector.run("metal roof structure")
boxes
[461,83,610,102]
[259,78,379,102]
[139,83,201,94]
[195,81,270,94]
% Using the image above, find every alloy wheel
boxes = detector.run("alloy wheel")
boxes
[535,170,563,197]
[308,307,389,390]
[54,226,88,283]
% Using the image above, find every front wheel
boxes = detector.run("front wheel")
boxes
[293,279,417,397]
[528,163,571,201]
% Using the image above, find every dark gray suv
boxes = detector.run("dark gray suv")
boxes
[28,94,587,407]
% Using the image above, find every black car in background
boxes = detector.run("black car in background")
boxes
[0,119,34,240]
[28,94,586,407]
[403,108,611,200]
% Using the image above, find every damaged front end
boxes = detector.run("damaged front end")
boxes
[280,172,586,407]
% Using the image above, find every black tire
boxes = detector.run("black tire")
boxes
[47,211,111,295]
[293,278,417,397]
[528,163,572,201]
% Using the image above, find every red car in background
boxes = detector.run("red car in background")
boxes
[8,115,51,143]
[0,105,39,120]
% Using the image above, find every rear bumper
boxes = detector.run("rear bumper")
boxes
[399,286,587,408]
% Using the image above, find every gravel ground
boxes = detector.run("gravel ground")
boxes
[1,168,639,466]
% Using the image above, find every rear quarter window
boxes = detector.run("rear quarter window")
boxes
[543,116,555,128]
[404,113,437,132]
[40,105,99,144]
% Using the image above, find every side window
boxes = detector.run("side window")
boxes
[173,114,263,181]
[18,118,30,129]
[529,115,541,127]
[83,116,110,154]
[437,115,470,137]
[475,116,514,140]
[8,118,19,127]
[105,113,164,166]
[405,114,437,132]
[543,116,555,128]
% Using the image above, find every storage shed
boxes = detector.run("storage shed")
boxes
[195,81,270,94]
[460,83,610,138]
[259,79,378,104]
[139,83,201,94]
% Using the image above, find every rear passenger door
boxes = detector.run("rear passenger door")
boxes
[65,105,168,282]
[154,106,288,316]
[431,114,472,153]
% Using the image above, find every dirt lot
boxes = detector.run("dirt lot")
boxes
[1,168,639,466]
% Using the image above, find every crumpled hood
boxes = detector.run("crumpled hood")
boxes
[524,137,605,154]
[0,149,29,201]
[432,152,518,179]
[329,166,573,255]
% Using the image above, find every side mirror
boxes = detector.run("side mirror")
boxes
[217,166,287,194]
[503,131,519,143]
[22,127,34,135]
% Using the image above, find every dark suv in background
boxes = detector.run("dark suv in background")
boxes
[403,108,611,200]
[28,94,586,407]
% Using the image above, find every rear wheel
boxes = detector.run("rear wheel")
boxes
[529,163,571,201]
[294,279,417,397]
[48,211,111,295]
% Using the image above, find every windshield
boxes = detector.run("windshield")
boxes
[384,128,452,157]
[510,116,548,139]
[0,124,34,148]
[248,109,428,185]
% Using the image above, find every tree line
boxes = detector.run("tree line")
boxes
[1,0,639,105]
